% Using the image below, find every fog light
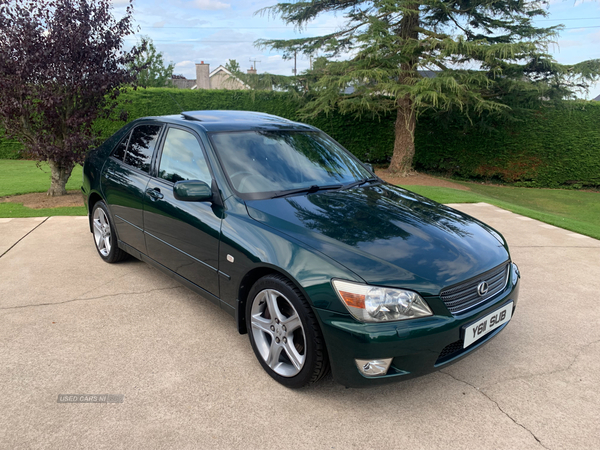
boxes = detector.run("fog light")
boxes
[355,358,393,377]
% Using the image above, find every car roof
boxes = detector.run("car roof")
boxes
[138,110,316,133]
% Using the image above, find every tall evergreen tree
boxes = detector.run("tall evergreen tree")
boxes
[257,0,600,174]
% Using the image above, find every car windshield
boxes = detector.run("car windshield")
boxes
[210,130,372,198]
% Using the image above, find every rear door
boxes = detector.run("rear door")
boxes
[143,126,222,297]
[101,122,163,253]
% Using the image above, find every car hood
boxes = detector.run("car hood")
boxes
[245,183,510,296]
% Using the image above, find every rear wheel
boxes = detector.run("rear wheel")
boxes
[246,274,329,388]
[91,201,127,263]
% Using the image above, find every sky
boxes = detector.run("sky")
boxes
[113,0,600,100]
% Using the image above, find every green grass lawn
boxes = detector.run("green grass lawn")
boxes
[0,160,598,240]
[0,160,85,217]
[0,160,83,196]
[0,203,86,218]
[402,184,600,240]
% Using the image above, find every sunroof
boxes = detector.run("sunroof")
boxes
[181,110,290,123]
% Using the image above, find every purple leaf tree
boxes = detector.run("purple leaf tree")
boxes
[0,0,142,196]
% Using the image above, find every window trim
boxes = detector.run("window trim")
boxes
[109,130,132,162]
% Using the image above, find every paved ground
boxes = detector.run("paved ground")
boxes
[0,205,599,450]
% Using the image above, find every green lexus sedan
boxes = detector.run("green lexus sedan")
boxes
[82,110,520,388]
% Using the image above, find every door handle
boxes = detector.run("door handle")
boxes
[146,187,164,201]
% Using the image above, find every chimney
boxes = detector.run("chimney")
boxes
[195,61,210,89]
[247,66,257,75]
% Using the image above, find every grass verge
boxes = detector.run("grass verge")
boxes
[402,184,600,240]
[0,203,86,218]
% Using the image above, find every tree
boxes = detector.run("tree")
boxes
[224,59,242,74]
[0,0,143,196]
[129,36,174,88]
[224,58,301,92]
[257,0,600,174]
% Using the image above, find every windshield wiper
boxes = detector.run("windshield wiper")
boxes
[270,184,343,199]
[339,177,380,190]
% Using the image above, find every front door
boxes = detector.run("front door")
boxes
[143,126,222,297]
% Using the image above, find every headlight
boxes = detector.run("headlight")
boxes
[332,280,433,322]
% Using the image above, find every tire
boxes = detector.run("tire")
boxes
[246,274,330,388]
[91,200,128,263]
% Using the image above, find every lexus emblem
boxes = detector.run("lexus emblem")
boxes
[477,282,489,297]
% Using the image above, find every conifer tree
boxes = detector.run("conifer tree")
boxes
[257,0,600,173]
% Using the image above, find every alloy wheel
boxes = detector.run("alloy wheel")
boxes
[93,207,112,257]
[250,288,307,377]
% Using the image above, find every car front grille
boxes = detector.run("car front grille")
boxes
[440,262,510,314]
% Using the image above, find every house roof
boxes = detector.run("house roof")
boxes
[190,64,249,90]
[209,65,233,78]
[593,94,600,101]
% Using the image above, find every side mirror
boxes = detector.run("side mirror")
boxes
[364,163,374,173]
[173,180,212,202]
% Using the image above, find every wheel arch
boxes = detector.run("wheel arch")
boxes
[87,191,104,233]
[87,192,121,246]
[236,265,312,335]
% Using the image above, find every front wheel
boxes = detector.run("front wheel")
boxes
[91,201,127,263]
[246,274,329,388]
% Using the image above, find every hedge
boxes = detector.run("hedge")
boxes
[2,88,599,188]
[3,89,394,162]
[92,88,395,163]
[415,102,600,188]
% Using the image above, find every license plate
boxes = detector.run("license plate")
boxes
[463,302,513,348]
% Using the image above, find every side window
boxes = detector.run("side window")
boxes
[124,124,162,173]
[111,133,129,161]
[158,128,211,184]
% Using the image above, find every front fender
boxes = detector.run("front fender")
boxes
[218,195,363,318]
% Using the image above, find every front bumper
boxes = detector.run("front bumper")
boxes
[316,271,520,388]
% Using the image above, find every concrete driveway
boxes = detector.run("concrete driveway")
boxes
[0,204,599,450]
